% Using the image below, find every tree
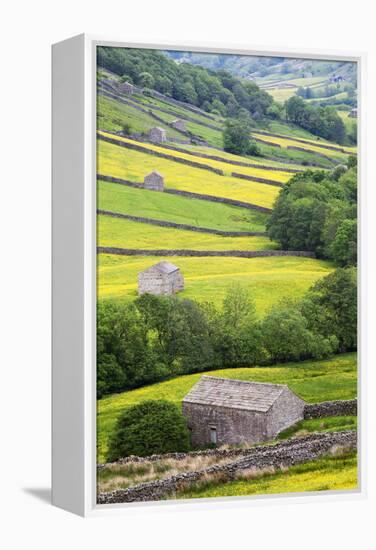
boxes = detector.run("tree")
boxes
[261,300,335,363]
[330,219,357,266]
[107,400,190,461]
[223,116,251,155]
[301,268,357,352]
[138,71,155,88]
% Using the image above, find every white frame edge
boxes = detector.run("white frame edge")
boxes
[52,34,366,517]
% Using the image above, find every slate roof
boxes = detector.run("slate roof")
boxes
[183,376,288,413]
[142,261,180,275]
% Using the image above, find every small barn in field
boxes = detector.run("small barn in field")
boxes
[348,107,357,118]
[171,118,187,132]
[143,170,164,191]
[182,376,305,448]
[149,126,167,143]
[119,81,134,95]
[138,261,184,296]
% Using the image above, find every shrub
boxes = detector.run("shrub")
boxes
[107,400,190,461]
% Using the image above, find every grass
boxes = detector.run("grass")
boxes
[174,452,357,499]
[97,453,235,492]
[256,142,335,168]
[97,95,182,139]
[252,132,353,159]
[268,88,297,103]
[97,352,357,462]
[97,139,281,209]
[97,254,334,311]
[97,215,276,251]
[277,416,357,440]
[98,181,268,232]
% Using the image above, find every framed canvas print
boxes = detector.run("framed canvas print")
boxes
[52,35,365,516]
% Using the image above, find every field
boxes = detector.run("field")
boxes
[175,452,357,499]
[99,132,294,183]
[97,254,334,311]
[252,132,354,159]
[97,215,276,251]
[97,139,281,208]
[98,181,268,232]
[97,352,357,461]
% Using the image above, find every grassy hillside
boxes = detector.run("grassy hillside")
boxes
[98,182,268,232]
[97,215,276,251]
[100,132,294,183]
[97,352,357,461]
[97,139,281,208]
[97,95,182,139]
[97,254,334,311]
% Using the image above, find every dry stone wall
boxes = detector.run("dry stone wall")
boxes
[97,430,356,504]
[304,399,357,419]
[97,247,315,259]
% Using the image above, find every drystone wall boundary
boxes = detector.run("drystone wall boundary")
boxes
[97,247,315,259]
[304,399,357,419]
[97,430,356,504]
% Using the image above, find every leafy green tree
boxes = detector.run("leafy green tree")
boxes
[223,116,251,155]
[107,400,190,461]
[301,268,357,352]
[261,300,335,363]
[330,219,357,266]
[138,72,155,88]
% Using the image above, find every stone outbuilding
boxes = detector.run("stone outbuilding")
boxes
[183,376,305,448]
[348,107,357,118]
[171,118,187,132]
[143,170,164,191]
[119,81,134,95]
[149,126,167,143]
[138,261,184,296]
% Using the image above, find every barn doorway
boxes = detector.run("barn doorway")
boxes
[210,427,217,445]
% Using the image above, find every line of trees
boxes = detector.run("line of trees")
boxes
[97,47,277,120]
[97,267,357,398]
[285,96,346,144]
[267,160,357,266]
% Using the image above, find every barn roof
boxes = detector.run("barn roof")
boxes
[183,376,288,413]
[142,261,180,275]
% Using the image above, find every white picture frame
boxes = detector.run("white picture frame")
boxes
[52,34,366,517]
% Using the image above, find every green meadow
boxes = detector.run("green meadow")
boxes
[98,181,268,232]
[97,352,357,461]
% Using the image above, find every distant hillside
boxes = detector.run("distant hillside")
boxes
[165,51,357,84]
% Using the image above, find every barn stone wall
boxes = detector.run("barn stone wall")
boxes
[183,402,268,447]
[138,270,184,295]
[267,388,305,438]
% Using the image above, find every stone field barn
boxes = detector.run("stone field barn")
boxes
[143,170,164,191]
[171,118,187,132]
[148,126,167,143]
[138,261,184,296]
[183,376,305,447]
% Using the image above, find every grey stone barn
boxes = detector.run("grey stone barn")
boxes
[143,170,164,191]
[348,107,357,118]
[138,261,184,296]
[182,376,305,448]
[119,81,134,94]
[171,118,187,132]
[149,126,167,143]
